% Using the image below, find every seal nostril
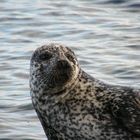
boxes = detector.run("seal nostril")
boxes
[57,60,70,69]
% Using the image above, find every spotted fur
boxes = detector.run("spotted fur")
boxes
[30,43,140,140]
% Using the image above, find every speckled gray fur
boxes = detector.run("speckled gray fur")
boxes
[30,43,140,140]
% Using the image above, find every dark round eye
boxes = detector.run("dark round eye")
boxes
[66,53,74,62]
[39,52,52,61]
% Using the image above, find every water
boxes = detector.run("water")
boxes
[0,0,140,139]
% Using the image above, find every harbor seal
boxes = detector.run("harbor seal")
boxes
[30,43,140,140]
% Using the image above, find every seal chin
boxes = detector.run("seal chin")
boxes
[47,69,74,89]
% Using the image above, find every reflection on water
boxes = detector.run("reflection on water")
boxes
[0,0,140,139]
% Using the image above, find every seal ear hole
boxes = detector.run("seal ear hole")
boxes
[39,52,52,61]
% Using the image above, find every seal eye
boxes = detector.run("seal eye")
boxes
[66,53,74,62]
[39,52,52,61]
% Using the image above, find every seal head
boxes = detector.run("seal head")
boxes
[30,43,80,95]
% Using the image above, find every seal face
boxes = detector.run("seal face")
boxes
[30,43,79,95]
[30,43,140,140]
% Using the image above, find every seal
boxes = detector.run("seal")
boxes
[30,43,140,140]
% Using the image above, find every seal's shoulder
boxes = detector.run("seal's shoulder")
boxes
[102,82,140,136]
[82,70,140,136]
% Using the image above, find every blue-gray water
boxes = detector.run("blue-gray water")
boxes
[0,0,140,140]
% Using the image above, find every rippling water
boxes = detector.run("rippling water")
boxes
[0,0,140,139]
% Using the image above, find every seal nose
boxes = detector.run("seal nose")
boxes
[56,60,71,69]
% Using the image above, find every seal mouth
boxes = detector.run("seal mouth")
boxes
[53,69,73,86]
[42,65,73,90]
